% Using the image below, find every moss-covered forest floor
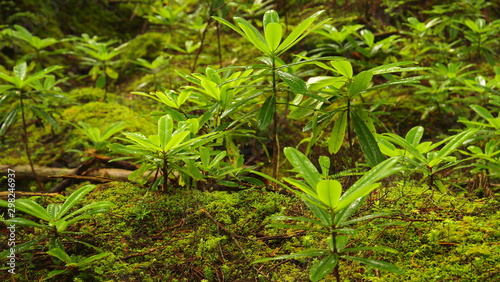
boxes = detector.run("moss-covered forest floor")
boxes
[1,0,500,281]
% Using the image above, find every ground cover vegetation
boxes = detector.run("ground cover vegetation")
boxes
[0,0,499,281]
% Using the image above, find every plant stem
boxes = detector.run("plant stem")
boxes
[19,92,44,190]
[271,56,279,181]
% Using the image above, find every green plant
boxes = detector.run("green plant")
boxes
[214,9,329,177]
[7,25,60,68]
[44,247,111,280]
[0,184,113,254]
[253,147,404,281]
[291,60,427,167]
[378,126,476,192]
[109,114,222,191]
[73,34,128,100]
[71,121,127,154]
[462,18,500,64]
[0,61,62,188]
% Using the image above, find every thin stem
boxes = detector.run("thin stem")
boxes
[19,92,44,190]
[271,55,279,181]
[346,99,355,168]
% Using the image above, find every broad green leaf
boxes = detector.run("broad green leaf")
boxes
[277,71,307,94]
[339,158,400,207]
[234,17,271,55]
[124,132,162,152]
[105,67,118,79]
[328,110,347,154]
[405,126,424,147]
[0,85,14,94]
[335,183,379,212]
[13,61,27,81]
[263,10,280,27]
[283,177,316,197]
[54,219,69,233]
[56,185,96,220]
[158,115,173,149]
[96,74,106,89]
[47,203,61,219]
[29,106,60,130]
[6,217,49,229]
[334,196,366,226]
[277,12,329,55]
[79,252,111,266]
[63,202,114,222]
[434,129,475,163]
[253,249,329,263]
[47,247,72,263]
[0,199,52,221]
[379,133,427,164]
[284,147,322,189]
[265,23,282,52]
[470,104,494,120]
[0,107,19,136]
[352,112,384,167]
[200,78,220,99]
[331,61,353,78]
[342,255,405,275]
[164,131,190,151]
[310,254,338,282]
[101,121,127,141]
[348,71,373,97]
[257,95,275,130]
[316,179,342,209]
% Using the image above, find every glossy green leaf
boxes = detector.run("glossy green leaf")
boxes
[47,247,72,263]
[0,199,52,221]
[310,254,338,282]
[265,23,282,52]
[63,202,114,222]
[253,249,329,263]
[335,183,379,212]
[348,71,373,97]
[470,104,494,120]
[6,217,49,229]
[329,110,347,154]
[13,61,27,81]
[263,10,280,27]
[29,106,60,130]
[342,255,405,275]
[316,179,342,209]
[124,132,162,152]
[101,121,127,141]
[164,131,190,151]
[432,129,475,166]
[331,60,353,78]
[105,67,118,79]
[234,17,271,55]
[277,71,307,94]
[79,252,111,266]
[277,12,329,55]
[352,112,383,167]
[56,185,96,220]
[0,107,19,136]
[96,74,106,89]
[257,95,275,130]
[284,147,322,189]
[158,115,173,150]
[405,126,424,147]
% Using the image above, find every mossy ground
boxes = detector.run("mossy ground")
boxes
[2,181,499,281]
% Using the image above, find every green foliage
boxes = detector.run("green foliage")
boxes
[379,126,476,192]
[0,184,113,263]
[254,148,404,281]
